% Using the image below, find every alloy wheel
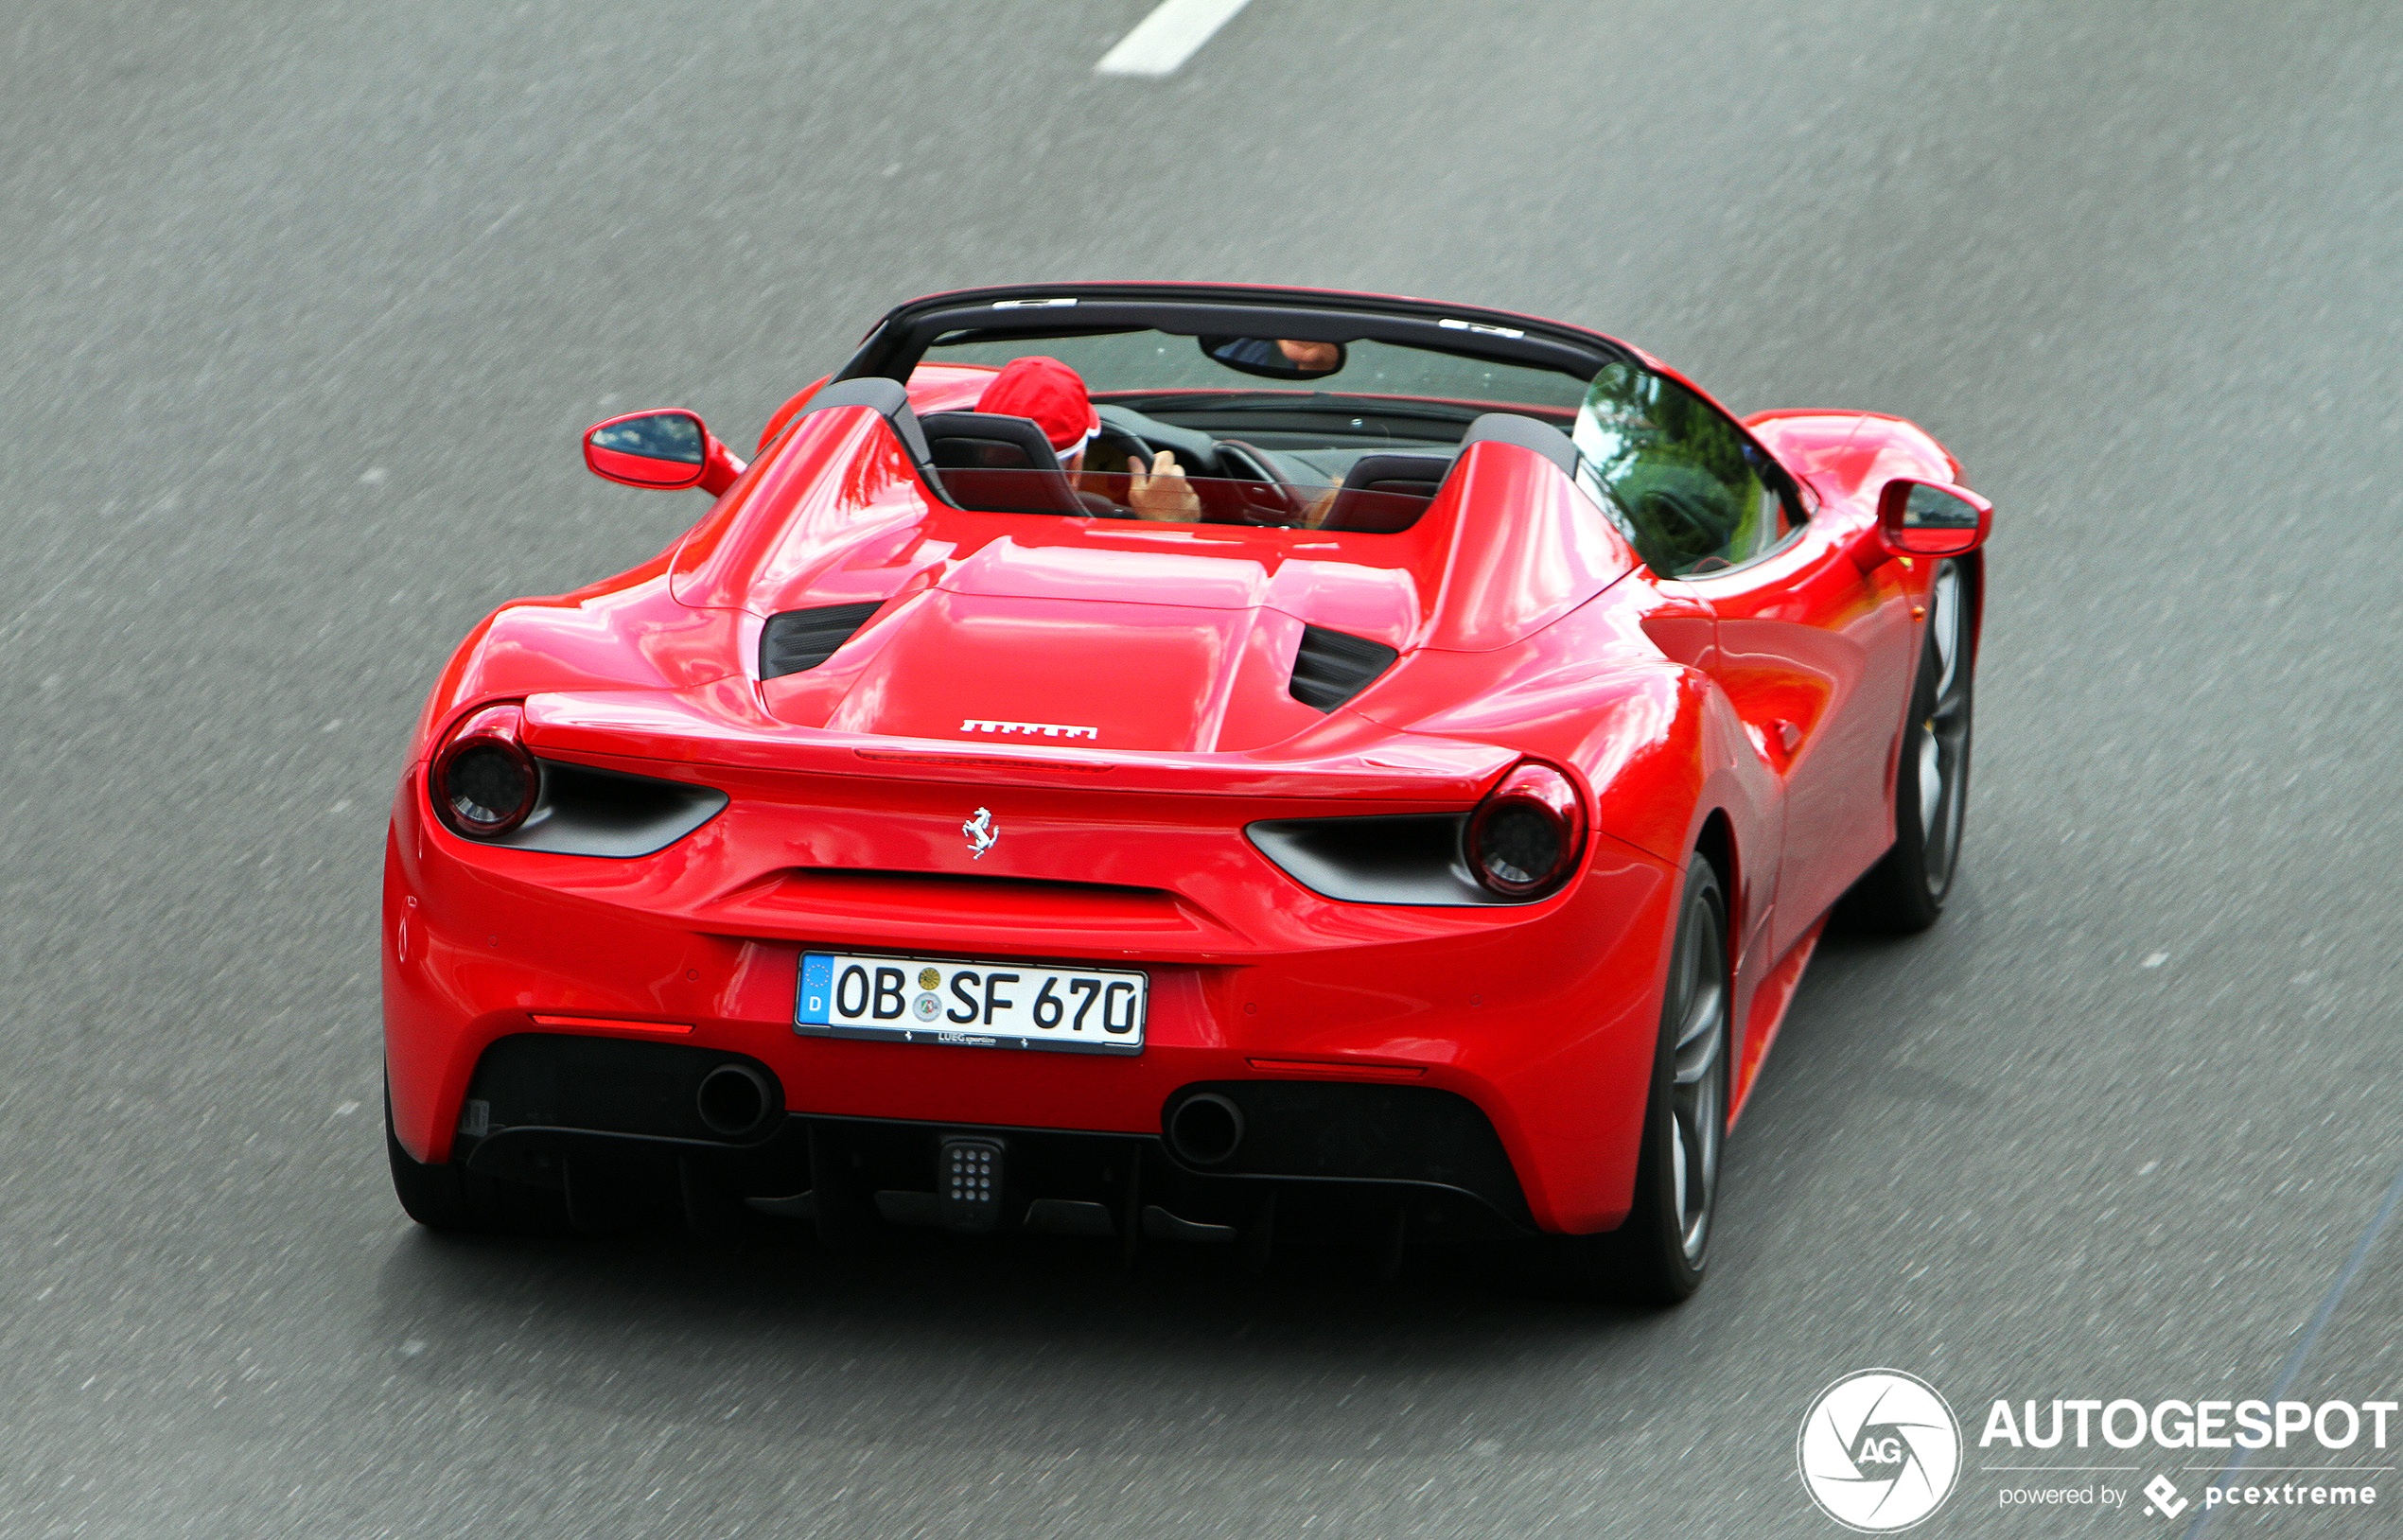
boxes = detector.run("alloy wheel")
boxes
[1667,889,1728,1265]
[1916,563,1972,897]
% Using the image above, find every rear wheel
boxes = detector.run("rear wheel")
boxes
[1839,559,1973,934]
[1541,860,1729,1305]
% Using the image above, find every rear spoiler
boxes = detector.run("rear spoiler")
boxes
[520,683,1516,803]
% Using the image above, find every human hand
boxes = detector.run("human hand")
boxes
[1127,449,1202,522]
[1275,339,1342,374]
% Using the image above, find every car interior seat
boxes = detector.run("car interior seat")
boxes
[920,411,1088,515]
[1316,453,1452,533]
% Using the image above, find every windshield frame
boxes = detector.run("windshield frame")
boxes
[836,284,1631,399]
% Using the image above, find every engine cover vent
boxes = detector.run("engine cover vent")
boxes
[1289,624,1400,712]
[760,602,884,679]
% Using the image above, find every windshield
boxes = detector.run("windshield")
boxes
[927,328,1588,421]
[915,326,1590,532]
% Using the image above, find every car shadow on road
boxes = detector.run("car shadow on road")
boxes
[1712,889,1998,1252]
[360,1216,1718,1460]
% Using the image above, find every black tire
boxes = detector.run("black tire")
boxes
[1838,559,1974,935]
[1540,860,1730,1306]
[385,1081,476,1231]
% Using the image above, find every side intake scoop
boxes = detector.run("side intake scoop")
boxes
[761,602,884,679]
[1289,625,1399,711]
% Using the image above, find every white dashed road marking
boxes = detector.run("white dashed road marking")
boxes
[1096,0,1254,77]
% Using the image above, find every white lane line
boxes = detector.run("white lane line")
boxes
[1095,0,1254,77]
[2179,1153,2403,1540]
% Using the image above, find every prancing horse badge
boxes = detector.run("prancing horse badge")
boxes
[962,807,997,860]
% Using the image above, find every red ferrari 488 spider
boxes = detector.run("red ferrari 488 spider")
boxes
[383,282,1989,1303]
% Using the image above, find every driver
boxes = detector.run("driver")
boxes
[976,356,1201,522]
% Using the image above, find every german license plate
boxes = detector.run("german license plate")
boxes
[796,953,1147,1055]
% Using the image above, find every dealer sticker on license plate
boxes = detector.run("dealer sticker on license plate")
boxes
[795,953,1147,1055]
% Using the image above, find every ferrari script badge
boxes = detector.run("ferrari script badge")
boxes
[962,807,997,860]
[960,717,1098,741]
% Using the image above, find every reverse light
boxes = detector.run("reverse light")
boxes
[1466,761,1587,898]
[431,703,539,836]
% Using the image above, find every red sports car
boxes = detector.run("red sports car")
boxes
[382,282,1989,1303]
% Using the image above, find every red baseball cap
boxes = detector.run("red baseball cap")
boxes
[976,356,1099,456]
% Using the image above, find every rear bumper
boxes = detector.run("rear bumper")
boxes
[451,1032,1536,1244]
[383,761,1682,1234]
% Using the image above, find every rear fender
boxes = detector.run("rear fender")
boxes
[1366,605,1776,941]
[408,570,750,766]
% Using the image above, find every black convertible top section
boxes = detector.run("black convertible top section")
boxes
[761,602,884,679]
[793,376,931,460]
[837,281,1635,391]
[1289,624,1400,712]
[1462,411,1580,477]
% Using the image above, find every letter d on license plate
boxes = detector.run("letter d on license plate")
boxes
[796,953,1146,1056]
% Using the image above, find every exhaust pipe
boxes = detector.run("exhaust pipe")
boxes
[695,1062,775,1139]
[1166,1093,1245,1166]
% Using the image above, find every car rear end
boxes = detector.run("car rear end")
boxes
[382,706,1682,1250]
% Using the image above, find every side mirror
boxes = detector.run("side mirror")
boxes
[1198,336,1347,381]
[584,410,746,495]
[1876,478,1991,558]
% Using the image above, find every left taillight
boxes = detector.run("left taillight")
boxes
[430,703,539,837]
[1465,761,1587,898]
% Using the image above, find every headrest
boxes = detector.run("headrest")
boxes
[921,411,1086,515]
[921,411,1061,471]
[1319,453,1453,533]
[1340,453,1453,497]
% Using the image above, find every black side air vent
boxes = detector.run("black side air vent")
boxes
[760,602,885,680]
[1289,625,1400,711]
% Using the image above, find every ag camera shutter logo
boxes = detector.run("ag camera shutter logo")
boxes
[1798,1370,1962,1531]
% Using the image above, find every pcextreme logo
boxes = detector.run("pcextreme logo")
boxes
[1798,1370,1964,1531]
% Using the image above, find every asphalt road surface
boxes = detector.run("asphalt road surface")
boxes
[5,4,2400,1536]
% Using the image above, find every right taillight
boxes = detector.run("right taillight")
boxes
[1466,761,1587,898]
[430,703,539,837]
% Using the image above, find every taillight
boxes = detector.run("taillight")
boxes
[430,703,539,836]
[1466,761,1587,897]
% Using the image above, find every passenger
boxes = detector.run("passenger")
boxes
[977,356,1201,522]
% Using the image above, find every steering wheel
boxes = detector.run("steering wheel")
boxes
[1086,428,1153,476]
[1213,439,1307,525]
